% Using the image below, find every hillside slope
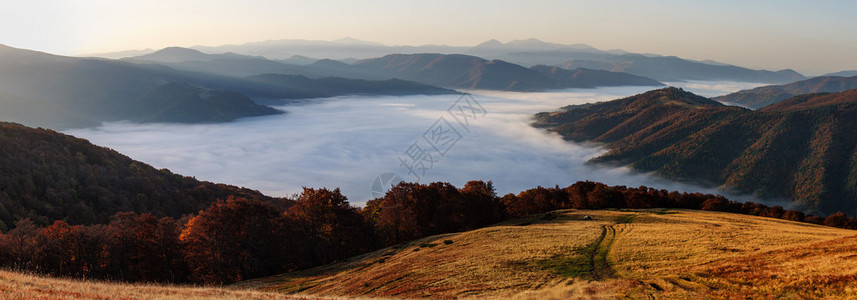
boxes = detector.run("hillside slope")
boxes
[0,269,307,300]
[533,88,857,214]
[714,75,857,108]
[237,209,857,299]
[530,65,664,88]
[0,122,284,229]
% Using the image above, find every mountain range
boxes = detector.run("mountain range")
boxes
[124,49,666,92]
[0,44,456,129]
[0,44,282,128]
[534,87,857,215]
[714,75,857,108]
[196,38,805,84]
[347,53,665,91]
[94,38,809,84]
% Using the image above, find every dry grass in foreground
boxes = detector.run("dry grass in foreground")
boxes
[0,269,343,300]
[240,209,857,299]
[6,209,857,299]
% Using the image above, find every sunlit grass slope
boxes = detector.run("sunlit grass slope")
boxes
[239,209,857,299]
[0,269,323,300]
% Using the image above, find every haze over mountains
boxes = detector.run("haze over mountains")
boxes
[534,87,857,214]
[0,44,455,129]
[124,47,665,91]
[102,38,809,84]
[5,38,854,211]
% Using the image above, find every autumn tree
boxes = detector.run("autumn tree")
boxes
[289,187,376,265]
[458,180,505,229]
[104,212,186,282]
[824,211,850,228]
[0,218,39,269]
[180,196,299,284]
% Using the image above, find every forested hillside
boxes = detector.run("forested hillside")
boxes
[0,122,281,229]
[714,76,857,108]
[534,88,857,214]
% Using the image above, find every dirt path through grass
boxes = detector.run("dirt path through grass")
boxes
[591,224,618,280]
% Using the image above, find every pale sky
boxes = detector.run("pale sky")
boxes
[2,0,855,75]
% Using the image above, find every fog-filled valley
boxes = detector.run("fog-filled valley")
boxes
[5,1,857,297]
[65,81,769,206]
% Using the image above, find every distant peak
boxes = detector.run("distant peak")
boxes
[310,58,350,67]
[131,46,209,63]
[474,39,504,47]
[156,46,202,54]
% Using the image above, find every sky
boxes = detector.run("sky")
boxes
[2,0,856,74]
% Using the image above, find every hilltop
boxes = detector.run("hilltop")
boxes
[714,75,857,108]
[237,209,857,299]
[533,88,857,214]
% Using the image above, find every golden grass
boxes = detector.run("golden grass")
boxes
[236,211,631,299]
[0,269,335,299]
[610,209,851,277]
[7,209,857,299]
[242,209,857,299]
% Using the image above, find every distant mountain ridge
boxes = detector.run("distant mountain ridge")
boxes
[0,44,458,129]
[346,53,664,91]
[127,47,292,77]
[352,53,556,91]
[0,44,282,128]
[714,75,857,109]
[126,49,665,92]
[823,70,857,77]
[561,54,805,84]
[534,87,857,214]
[137,38,811,84]
[530,65,664,88]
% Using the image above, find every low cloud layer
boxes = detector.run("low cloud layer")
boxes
[66,81,775,206]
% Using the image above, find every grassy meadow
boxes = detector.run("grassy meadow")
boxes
[240,209,857,299]
[5,209,857,299]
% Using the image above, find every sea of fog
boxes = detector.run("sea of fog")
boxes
[66,81,770,206]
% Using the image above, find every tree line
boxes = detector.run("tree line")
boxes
[1,180,854,285]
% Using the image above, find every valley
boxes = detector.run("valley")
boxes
[65,83,761,206]
[2,2,857,296]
